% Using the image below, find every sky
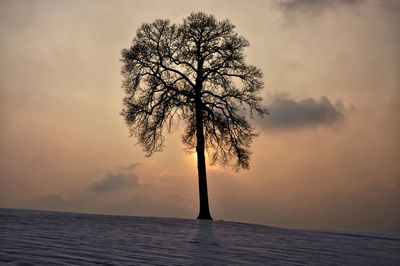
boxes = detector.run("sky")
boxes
[0,0,399,233]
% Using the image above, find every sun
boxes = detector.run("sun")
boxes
[191,150,209,164]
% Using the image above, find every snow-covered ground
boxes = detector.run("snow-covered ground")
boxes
[0,208,399,265]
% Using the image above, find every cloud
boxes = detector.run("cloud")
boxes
[88,172,139,193]
[396,178,400,188]
[24,195,70,211]
[276,0,361,16]
[87,163,143,193]
[22,166,195,218]
[257,96,344,129]
[320,184,400,232]
[0,0,38,34]
[380,0,400,15]
[119,162,142,171]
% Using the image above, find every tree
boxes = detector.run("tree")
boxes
[121,12,267,220]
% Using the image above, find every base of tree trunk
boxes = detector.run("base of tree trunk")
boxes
[197,214,213,220]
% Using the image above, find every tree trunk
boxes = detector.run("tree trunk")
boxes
[195,99,212,220]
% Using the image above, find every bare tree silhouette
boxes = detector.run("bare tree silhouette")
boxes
[121,12,267,220]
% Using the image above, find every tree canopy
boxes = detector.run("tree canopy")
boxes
[121,12,267,170]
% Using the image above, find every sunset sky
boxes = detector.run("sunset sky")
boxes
[1,0,399,233]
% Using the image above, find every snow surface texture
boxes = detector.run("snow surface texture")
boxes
[1,208,399,265]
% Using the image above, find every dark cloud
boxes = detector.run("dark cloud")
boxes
[277,0,361,16]
[257,96,344,129]
[88,173,139,193]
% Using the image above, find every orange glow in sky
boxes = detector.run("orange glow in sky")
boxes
[0,0,399,233]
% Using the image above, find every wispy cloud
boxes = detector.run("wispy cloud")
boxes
[119,162,142,171]
[276,0,362,16]
[23,164,194,217]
